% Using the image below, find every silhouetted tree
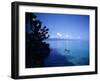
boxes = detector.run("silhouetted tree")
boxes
[26,13,50,68]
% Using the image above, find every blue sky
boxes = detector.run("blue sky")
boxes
[33,13,89,40]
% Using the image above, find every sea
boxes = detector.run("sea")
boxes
[44,39,89,67]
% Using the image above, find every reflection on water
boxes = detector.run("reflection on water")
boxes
[44,39,89,67]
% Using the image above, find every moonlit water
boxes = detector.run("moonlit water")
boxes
[44,39,89,67]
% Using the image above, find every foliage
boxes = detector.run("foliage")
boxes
[26,13,50,67]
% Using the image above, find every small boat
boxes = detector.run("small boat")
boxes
[65,49,70,53]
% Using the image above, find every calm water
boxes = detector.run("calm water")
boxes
[44,39,89,67]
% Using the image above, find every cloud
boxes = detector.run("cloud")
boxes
[57,33,62,37]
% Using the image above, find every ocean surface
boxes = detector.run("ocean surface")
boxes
[44,39,89,67]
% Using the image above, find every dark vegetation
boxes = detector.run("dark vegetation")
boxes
[25,13,50,68]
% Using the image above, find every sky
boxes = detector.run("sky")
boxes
[33,13,89,40]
